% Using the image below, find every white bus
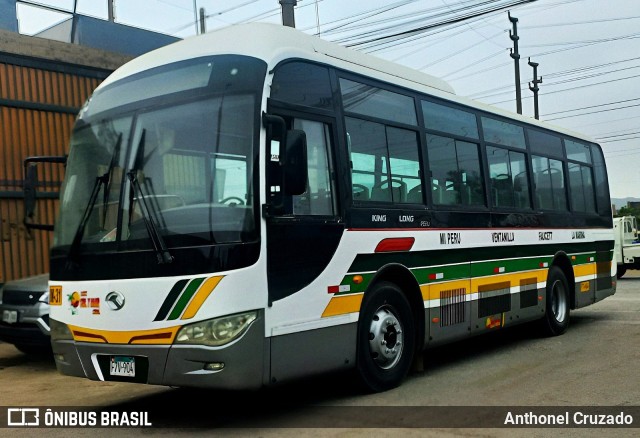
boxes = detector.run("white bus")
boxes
[36,22,615,392]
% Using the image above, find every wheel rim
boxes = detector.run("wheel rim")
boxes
[550,279,567,323]
[368,305,404,370]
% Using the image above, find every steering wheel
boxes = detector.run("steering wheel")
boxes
[353,183,368,193]
[221,196,245,205]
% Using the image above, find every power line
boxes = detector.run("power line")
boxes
[340,0,536,49]
[544,97,640,117]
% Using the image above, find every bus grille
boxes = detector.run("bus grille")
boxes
[478,282,512,318]
[440,288,466,327]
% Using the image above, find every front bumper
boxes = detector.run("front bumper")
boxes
[0,302,50,347]
[52,315,267,390]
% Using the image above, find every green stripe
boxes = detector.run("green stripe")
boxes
[413,264,470,284]
[167,277,205,320]
[471,256,552,278]
[571,253,596,265]
[348,241,613,273]
[336,243,613,295]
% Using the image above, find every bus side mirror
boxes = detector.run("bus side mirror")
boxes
[23,155,67,231]
[283,129,307,196]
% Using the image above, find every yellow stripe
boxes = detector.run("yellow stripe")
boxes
[181,275,223,320]
[321,294,363,317]
[574,263,596,277]
[471,270,547,292]
[421,280,469,301]
[323,265,593,318]
[419,270,547,301]
[69,324,181,344]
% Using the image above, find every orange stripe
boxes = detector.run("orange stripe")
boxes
[181,276,223,320]
[69,324,181,344]
[321,294,363,317]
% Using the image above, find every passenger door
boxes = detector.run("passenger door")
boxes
[266,116,344,304]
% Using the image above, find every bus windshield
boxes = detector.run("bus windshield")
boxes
[53,56,265,255]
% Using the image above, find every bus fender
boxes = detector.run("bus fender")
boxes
[365,263,426,352]
[551,252,575,309]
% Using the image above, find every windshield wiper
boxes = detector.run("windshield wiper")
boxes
[127,129,174,264]
[102,132,122,226]
[66,134,122,268]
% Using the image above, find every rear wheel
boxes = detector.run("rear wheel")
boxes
[356,281,415,392]
[540,266,570,336]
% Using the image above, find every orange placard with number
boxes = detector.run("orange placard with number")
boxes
[49,286,63,305]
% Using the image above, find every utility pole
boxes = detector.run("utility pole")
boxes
[199,7,206,34]
[508,11,522,115]
[107,0,115,22]
[528,57,542,120]
[279,0,297,28]
[193,0,198,34]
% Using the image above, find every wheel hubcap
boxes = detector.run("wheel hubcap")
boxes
[551,279,567,323]
[368,305,404,370]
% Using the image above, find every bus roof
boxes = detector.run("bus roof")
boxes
[100,22,453,93]
[99,22,597,144]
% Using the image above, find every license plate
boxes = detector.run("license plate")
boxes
[2,310,18,324]
[49,286,63,305]
[109,356,135,377]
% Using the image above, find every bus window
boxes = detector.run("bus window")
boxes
[163,152,206,204]
[346,118,420,204]
[487,146,531,209]
[426,134,484,207]
[212,155,248,205]
[528,129,563,159]
[347,118,387,202]
[386,127,420,203]
[421,100,479,139]
[565,139,592,164]
[568,162,596,213]
[340,78,417,125]
[271,62,333,110]
[532,155,568,211]
[591,144,610,215]
[481,117,526,150]
[291,119,336,215]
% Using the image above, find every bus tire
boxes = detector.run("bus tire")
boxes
[617,266,626,279]
[356,281,415,393]
[540,266,570,336]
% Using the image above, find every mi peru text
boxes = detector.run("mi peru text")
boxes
[505,411,633,426]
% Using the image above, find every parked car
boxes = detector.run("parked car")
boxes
[0,273,51,355]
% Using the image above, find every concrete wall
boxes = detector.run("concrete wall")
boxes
[0,28,132,71]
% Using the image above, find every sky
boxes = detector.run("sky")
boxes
[14,0,640,200]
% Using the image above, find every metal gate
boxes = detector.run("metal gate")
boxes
[0,51,112,284]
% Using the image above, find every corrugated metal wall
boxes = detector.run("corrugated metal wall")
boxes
[0,52,112,284]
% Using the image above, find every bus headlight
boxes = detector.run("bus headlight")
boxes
[175,311,257,347]
[50,318,74,341]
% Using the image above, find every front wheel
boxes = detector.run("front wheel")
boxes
[356,281,415,393]
[540,266,570,336]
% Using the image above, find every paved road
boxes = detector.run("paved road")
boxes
[1,271,639,437]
